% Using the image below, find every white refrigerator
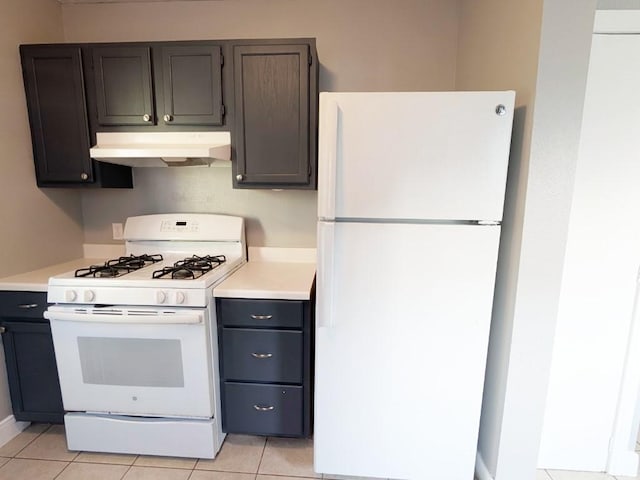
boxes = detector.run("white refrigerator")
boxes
[314,91,515,480]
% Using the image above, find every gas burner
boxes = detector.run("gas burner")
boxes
[75,254,164,278]
[152,255,226,280]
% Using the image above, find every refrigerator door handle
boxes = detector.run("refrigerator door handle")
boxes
[317,221,335,328]
[317,96,339,220]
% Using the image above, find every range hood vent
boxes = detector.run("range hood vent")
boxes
[89,131,231,167]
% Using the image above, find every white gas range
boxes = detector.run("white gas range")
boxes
[44,213,246,459]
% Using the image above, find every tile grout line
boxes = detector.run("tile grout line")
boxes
[9,423,50,459]
[51,459,73,480]
[255,435,269,479]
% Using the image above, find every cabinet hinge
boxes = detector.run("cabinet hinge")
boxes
[220,54,224,66]
[221,104,226,117]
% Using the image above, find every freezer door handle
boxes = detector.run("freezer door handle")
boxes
[317,221,335,328]
[317,96,339,220]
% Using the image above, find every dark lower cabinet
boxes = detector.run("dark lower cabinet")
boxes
[0,292,64,423]
[233,43,318,189]
[20,45,133,188]
[217,298,313,437]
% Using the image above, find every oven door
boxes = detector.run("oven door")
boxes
[45,305,214,418]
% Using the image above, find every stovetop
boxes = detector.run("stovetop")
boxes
[47,253,245,307]
[73,254,229,281]
[47,213,247,307]
[75,254,165,279]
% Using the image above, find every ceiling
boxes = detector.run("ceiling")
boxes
[58,0,219,3]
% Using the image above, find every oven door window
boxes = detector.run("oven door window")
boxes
[49,310,214,418]
[77,337,184,388]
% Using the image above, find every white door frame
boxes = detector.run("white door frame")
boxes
[597,11,640,476]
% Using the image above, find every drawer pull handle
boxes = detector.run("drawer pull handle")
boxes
[251,352,273,359]
[250,314,273,320]
[17,304,39,309]
[253,405,275,412]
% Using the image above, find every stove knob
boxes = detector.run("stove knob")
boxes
[156,291,167,304]
[176,291,186,304]
[65,290,77,302]
[84,290,96,303]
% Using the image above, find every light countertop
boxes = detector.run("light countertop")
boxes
[214,261,316,300]
[0,247,317,296]
[0,258,105,292]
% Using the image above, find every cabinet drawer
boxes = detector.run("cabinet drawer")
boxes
[219,299,303,328]
[223,382,303,436]
[222,329,302,383]
[0,292,48,319]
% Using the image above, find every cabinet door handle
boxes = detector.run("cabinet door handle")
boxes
[253,405,275,412]
[17,304,39,309]
[251,352,273,359]
[250,314,273,320]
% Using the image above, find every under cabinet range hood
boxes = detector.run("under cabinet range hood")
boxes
[89,132,231,167]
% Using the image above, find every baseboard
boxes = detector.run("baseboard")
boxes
[475,451,494,480]
[0,415,29,447]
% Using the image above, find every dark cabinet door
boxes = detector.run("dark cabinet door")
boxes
[93,46,155,126]
[20,46,94,185]
[2,321,64,423]
[233,44,311,187]
[161,45,224,126]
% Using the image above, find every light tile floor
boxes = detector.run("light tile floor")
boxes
[0,423,382,480]
[534,442,640,480]
[1,423,639,480]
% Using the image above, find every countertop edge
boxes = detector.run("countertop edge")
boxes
[213,261,316,301]
[0,258,106,292]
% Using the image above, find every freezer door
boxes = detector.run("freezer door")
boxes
[318,91,515,221]
[315,220,501,480]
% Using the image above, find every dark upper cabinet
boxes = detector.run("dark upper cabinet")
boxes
[233,43,318,189]
[20,45,133,188]
[20,39,318,190]
[161,45,224,126]
[92,44,224,128]
[92,46,154,126]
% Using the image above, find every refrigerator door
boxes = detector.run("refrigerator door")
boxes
[315,220,501,480]
[318,91,515,222]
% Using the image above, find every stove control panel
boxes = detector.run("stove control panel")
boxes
[151,290,188,305]
[160,220,199,233]
[51,288,204,308]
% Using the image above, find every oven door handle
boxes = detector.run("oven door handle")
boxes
[43,310,204,325]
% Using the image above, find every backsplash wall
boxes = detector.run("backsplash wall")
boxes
[81,166,317,247]
[63,0,461,246]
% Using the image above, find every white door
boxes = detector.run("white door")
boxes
[538,25,640,475]
[317,91,515,222]
[315,221,501,480]
[47,306,214,418]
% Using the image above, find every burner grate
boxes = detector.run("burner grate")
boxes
[152,255,226,280]
[75,254,164,278]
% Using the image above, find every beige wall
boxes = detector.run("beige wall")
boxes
[0,1,84,277]
[0,0,84,420]
[60,0,461,247]
[456,0,543,476]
